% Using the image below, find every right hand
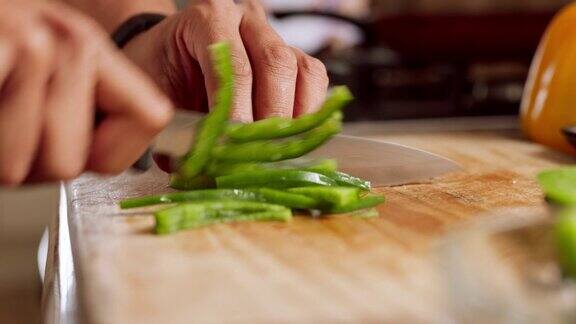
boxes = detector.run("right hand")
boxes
[122,0,329,122]
[0,1,173,186]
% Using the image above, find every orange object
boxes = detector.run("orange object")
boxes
[521,3,576,154]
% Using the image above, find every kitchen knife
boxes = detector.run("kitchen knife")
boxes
[308,135,460,186]
[150,111,461,186]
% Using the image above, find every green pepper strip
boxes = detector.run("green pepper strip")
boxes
[120,188,317,210]
[176,42,233,180]
[121,189,259,209]
[538,168,576,205]
[330,195,385,213]
[216,170,337,189]
[303,159,338,174]
[288,186,360,210]
[213,113,342,163]
[155,201,292,234]
[258,188,318,209]
[555,207,576,278]
[225,86,353,142]
[206,158,338,177]
[315,171,371,190]
[206,162,267,177]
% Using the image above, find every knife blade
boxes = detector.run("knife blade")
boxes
[309,135,460,186]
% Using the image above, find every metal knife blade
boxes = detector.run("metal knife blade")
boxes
[308,135,460,186]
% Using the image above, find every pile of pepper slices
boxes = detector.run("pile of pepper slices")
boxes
[120,42,385,234]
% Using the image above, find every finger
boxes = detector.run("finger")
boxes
[292,47,329,116]
[0,26,55,185]
[0,39,15,86]
[29,18,98,181]
[240,7,297,119]
[88,46,173,174]
[189,8,253,122]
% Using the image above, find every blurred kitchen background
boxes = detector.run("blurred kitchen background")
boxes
[258,0,571,120]
[1,0,573,322]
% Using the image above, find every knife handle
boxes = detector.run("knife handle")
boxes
[132,147,153,172]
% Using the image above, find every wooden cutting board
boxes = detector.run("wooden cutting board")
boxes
[69,117,574,324]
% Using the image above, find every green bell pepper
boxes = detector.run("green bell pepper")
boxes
[120,188,317,210]
[330,195,385,213]
[314,171,371,190]
[213,113,342,163]
[555,207,576,278]
[225,86,353,142]
[176,42,233,180]
[538,168,576,205]
[155,201,292,234]
[206,158,338,177]
[216,170,337,189]
[288,186,360,210]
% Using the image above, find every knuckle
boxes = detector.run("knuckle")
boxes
[300,56,328,80]
[73,36,99,61]
[73,16,99,35]
[246,0,266,15]
[198,0,234,13]
[185,4,213,24]
[231,52,253,81]
[64,20,102,60]
[263,107,290,118]
[69,18,100,44]
[17,27,53,65]
[230,105,253,122]
[261,45,297,74]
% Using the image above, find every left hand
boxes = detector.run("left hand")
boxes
[122,0,329,122]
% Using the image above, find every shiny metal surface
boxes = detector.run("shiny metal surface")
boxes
[42,183,78,324]
[310,135,460,186]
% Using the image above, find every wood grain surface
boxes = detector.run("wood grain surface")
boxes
[71,117,575,324]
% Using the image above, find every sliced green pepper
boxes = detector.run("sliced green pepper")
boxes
[315,171,371,190]
[538,168,576,205]
[120,188,317,209]
[258,188,318,209]
[176,42,233,180]
[302,159,338,174]
[206,162,266,177]
[155,201,292,234]
[206,158,338,177]
[330,194,385,213]
[555,207,576,278]
[288,186,360,210]
[120,189,260,209]
[225,86,353,142]
[216,170,336,189]
[213,113,342,163]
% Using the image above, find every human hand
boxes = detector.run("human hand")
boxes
[0,2,173,186]
[122,0,329,122]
